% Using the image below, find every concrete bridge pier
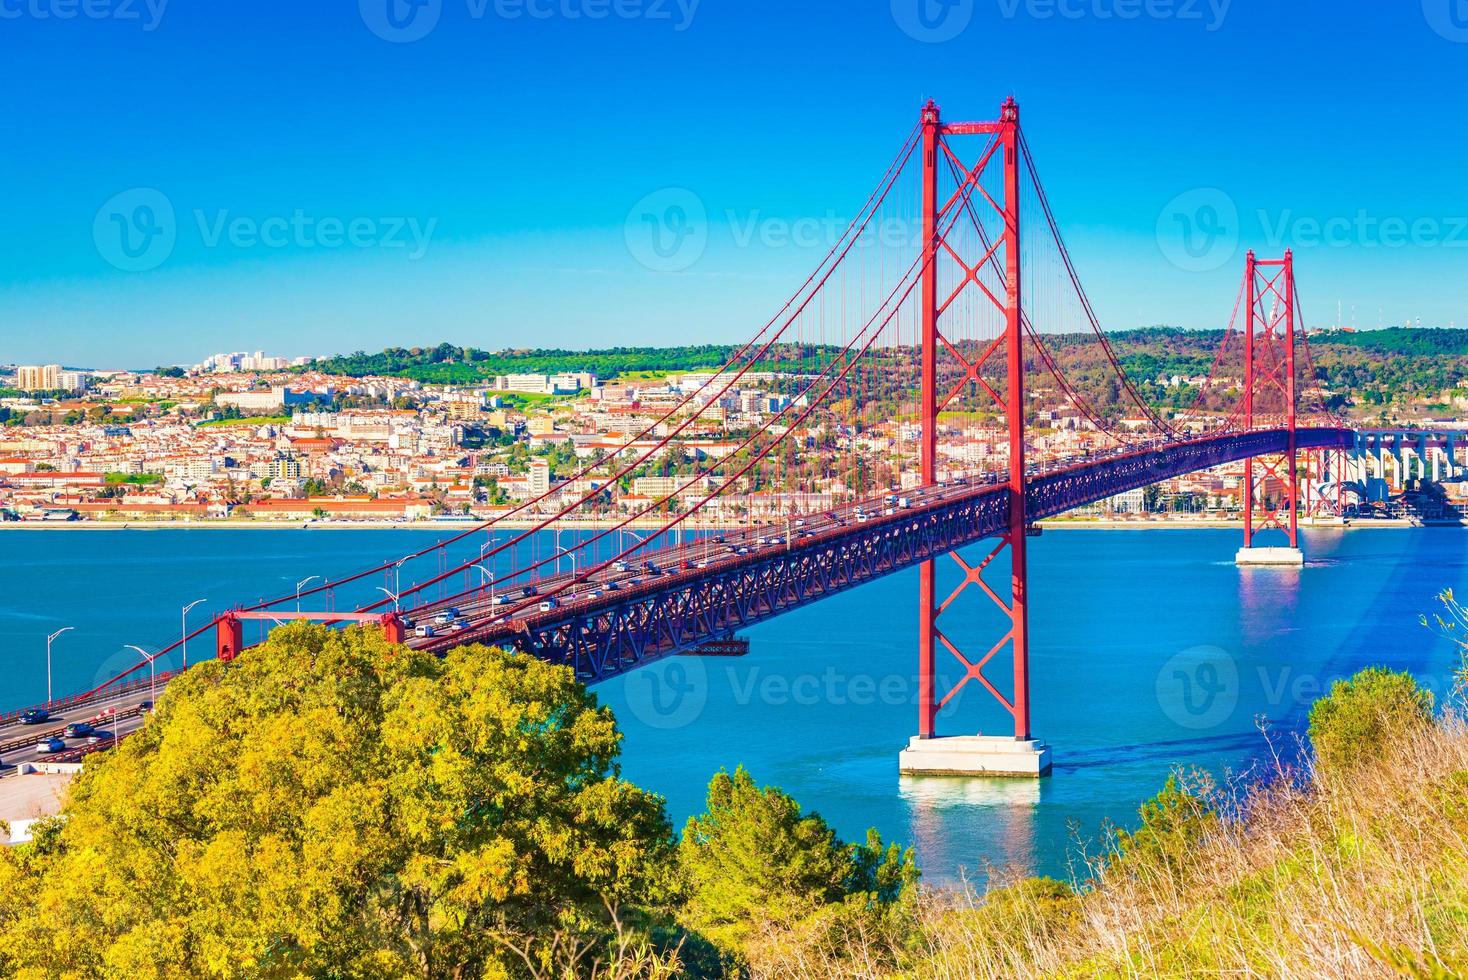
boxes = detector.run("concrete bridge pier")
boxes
[1236,545,1305,566]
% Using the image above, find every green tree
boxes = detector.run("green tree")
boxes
[1308,666,1434,773]
[0,625,680,978]
[1142,484,1164,513]
[678,767,915,961]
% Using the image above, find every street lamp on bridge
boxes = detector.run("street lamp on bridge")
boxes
[123,644,157,708]
[376,586,401,612]
[294,576,320,612]
[392,557,411,599]
[45,627,74,705]
[621,529,647,558]
[181,598,206,668]
[478,538,497,589]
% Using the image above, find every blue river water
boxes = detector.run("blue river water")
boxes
[1,526,1464,883]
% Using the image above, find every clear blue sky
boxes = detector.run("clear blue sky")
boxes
[1,0,1465,367]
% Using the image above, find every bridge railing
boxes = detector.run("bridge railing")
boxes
[0,668,185,728]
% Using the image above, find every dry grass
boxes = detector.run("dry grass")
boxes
[741,713,1468,979]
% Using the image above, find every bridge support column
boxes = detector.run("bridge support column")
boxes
[216,614,243,663]
[381,613,406,645]
[901,97,1050,778]
[1236,249,1303,567]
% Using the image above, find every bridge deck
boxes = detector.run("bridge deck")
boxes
[406,427,1352,680]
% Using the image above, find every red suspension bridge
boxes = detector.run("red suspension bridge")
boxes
[42,97,1372,775]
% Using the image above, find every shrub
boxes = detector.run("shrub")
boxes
[1308,667,1434,773]
[1108,771,1218,880]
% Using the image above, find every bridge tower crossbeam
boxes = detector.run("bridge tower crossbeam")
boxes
[214,610,406,663]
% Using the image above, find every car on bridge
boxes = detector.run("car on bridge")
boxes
[36,737,65,754]
[63,723,94,739]
[19,709,50,726]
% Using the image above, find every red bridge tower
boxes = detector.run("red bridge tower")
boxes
[1236,249,1304,567]
[899,98,1051,778]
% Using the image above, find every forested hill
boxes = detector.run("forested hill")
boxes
[308,329,1468,411]
[1311,327,1468,356]
[308,344,739,383]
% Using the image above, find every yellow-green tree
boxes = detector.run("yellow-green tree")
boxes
[0,624,679,979]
